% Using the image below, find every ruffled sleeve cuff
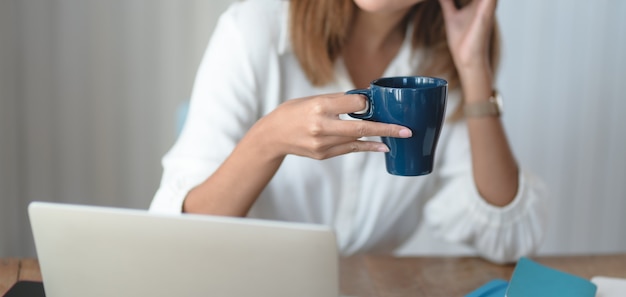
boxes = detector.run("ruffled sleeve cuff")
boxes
[424,169,547,264]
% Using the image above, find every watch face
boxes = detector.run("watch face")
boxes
[494,91,503,110]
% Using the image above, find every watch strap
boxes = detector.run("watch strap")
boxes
[464,91,502,118]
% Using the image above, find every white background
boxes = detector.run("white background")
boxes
[1,0,625,257]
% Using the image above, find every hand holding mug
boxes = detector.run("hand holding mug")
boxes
[251,92,412,161]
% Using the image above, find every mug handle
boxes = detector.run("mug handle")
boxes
[346,89,373,119]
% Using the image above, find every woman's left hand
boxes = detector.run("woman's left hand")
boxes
[438,0,498,73]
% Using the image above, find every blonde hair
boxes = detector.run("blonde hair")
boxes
[289,0,500,118]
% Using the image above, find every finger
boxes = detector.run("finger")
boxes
[479,0,498,16]
[438,0,457,18]
[320,92,346,98]
[323,140,390,158]
[328,120,412,139]
[473,0,497,31]
[305,135,359,152]
[327,94,369,115]
[303,94,367,117]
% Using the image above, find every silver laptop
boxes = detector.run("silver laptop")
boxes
[28,201,339,297]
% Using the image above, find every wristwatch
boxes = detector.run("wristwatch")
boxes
[463,90,502,118]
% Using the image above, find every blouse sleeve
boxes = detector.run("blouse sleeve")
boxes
[423,106,548,264]
[149,3,270,214]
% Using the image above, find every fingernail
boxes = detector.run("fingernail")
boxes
[399,128,412,138]
[377,145,389,152]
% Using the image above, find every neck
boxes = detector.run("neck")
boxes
[347,8,411,52]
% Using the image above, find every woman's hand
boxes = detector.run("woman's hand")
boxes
[438,0,497,73]
[249,93,412,161]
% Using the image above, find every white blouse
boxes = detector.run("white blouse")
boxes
[150,0,547,263]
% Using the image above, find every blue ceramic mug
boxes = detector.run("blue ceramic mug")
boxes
[347,76,448,176]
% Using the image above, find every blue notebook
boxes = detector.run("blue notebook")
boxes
[506,257,597,297]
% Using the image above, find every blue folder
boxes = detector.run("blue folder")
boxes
[465,257,597,297]
[465,279,508,297]
[506,257,597,297]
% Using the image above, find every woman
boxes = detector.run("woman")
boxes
[150,0,546,263]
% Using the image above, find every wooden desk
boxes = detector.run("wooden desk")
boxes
[1,254,625,296]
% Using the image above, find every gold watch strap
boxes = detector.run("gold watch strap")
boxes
[463,91,502,118]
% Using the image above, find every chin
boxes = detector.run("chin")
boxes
[353,0,426,13]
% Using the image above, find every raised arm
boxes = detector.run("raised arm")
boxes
[439,0,519,206]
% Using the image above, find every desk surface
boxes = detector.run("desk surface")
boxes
[1,254,625,296]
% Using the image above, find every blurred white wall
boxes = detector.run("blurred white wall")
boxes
[1,0,21,258]
[0,0,236,257]
[1,0,625,258]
